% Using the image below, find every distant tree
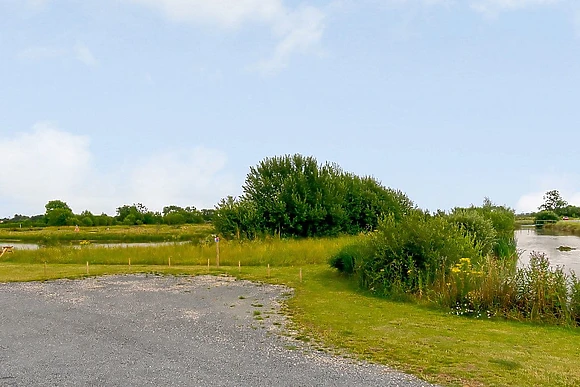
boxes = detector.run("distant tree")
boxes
[45,200,74,226]
[538,190,568,214]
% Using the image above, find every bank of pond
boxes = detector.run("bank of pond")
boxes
[1,226,580,328]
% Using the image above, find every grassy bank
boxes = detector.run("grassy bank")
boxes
[0,261,578,387]
[0,224,214,244]
[545,221,580,236]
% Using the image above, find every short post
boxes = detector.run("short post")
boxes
[129,257,131,267]
[300,268,302,282]
[238,261,241,273]
[267,264,270,278]
[44,261,47,277]
[86,261,89,275]
[215,236,220,267]
[168,257,171,267]
[207,258,210,269]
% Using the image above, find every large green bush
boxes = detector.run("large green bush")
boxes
[331,210,482,296]
[214,154,413,238]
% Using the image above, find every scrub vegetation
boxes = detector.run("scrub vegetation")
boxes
[2,154,579,386]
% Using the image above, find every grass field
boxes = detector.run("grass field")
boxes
[0,239,579,387]
[0,224,214,244]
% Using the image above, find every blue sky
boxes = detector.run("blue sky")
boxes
[1,0,579,218]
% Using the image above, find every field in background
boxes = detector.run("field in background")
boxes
[0,224,214,244]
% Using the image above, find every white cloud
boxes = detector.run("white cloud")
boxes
[0,124,235,217]
[127,0,326,73]
[515,191,544,213]
[257,5,325,73]
[0,122,92,215]
[74,42,97,67]
[471,0,561,14]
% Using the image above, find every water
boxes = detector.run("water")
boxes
[0,241,188,251]
[515,228,580,275]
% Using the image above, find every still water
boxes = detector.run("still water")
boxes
[0,241,186,251]
[516,228,580,275]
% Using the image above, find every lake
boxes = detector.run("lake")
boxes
[516,228,580,275]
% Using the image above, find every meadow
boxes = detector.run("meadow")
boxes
[0,235,579,387]
[0,224,213,244]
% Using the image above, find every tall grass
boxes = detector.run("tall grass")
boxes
[545,221,580,236]
[3,236,356,267]
[434,252,580,326]
[0,224,214,244]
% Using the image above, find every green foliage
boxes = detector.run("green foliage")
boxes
[436,252,580,326]
[448,208,496,256]
[214,154,413,238]
[349,210,482,296]
[539,190,568,213]
[534,210,560,227]
[329,241,372,275]
[44,200,74,226]
[450,199,516,258]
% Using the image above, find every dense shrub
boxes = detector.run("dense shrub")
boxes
[332,210,482,296]
[447,209,496,256]
[214,154,413,238]
[534,210,560,227]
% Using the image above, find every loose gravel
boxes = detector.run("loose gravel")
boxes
[0,274,437,386]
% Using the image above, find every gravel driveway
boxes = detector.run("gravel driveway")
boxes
[0,275,436,386]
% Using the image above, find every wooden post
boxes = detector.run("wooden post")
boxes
[129,257,131,267]
[44,261,47,277]
[215,237,220,267]
[300,268,302,282]
[238,261,241,273]
[168,257,171,267]
[267,264,270,278]
[86,261,89,275]
[207,258,210,269]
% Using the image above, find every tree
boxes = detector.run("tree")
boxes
[45,200,74,226]
[214,154,414,238]
[538,190,568,214]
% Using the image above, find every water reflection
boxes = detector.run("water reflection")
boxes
[515,229,580,275]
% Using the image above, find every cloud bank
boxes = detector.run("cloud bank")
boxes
[0,123,235,217]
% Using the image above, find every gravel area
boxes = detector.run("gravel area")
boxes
[0,274,437,386]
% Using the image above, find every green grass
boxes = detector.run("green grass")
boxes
[0,224,214,244]
[1,238,579,387]
[545,221,580,236]
[1,236,356,267]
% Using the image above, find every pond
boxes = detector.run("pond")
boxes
[516,228,580,275]
[0,241,188,251]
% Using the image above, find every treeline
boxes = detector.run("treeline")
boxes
[0,201,214,228]
[213,154,413,239]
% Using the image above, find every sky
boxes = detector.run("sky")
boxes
[1,0,579,218]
